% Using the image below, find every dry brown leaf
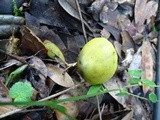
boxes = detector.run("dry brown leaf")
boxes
[28,56,48,98]
[28,56,48,78]
[5,36,20,55]
[58,0,93,32]
[114,41,123,60]
[141,40,154,93]
[55,94,78,120]
[0,81,18,115]
[46,64,74,87]
[100,28,110,39]
[130,96,150,120]
[20,26,47,56]
[103,75,128,108]
[121,110,133,120]
[128,46,142,70]
[121,30,136,53]
[134,0,158,25]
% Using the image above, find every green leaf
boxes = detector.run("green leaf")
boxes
[127,69,143,77]
[12,0,24,16]
[9,81,34,102]
[149,92,158,103]
[142,79,156,87]
[87,84,102,95]
[5,64,28,86]
[153,25,158,32]
[129,78,141,84]
[116,91,130,96]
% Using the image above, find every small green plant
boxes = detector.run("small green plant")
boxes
[0,69,158,120]
[5,64,28,86]
[12,0,24,16]
[87,69,158,103]
[9,81,34,102]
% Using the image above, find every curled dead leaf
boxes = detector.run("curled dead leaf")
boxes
[46,64,74,87]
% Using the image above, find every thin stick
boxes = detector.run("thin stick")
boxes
[75,0,87,43]
[96,95,102,120]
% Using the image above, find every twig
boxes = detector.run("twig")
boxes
[75,0,87,43]
[96,95,102,120]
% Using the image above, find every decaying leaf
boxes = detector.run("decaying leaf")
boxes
[28,56,48,98]
[114,41,122,60]
[103,75,128,108]
[121,30,136,53]
[130,96,150,120]
[77,101,97,120]
[134,0,158,25]
[0,59,22,71]
[58,0,93,32]
[118,15,136,54]
[90,0,106,21]
[99,23,121,41]
[20,26,47,56]
[100,28,110,39]
[5,36,20,55]
[128,47,142,70]
[58,0,79,20]
[0,81,18,115]
[55,94,78,120]
[122,48,135,67]
[46,64,74,87]
[141,40,154,94]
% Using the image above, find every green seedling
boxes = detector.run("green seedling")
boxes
[9,81,34,102]
[0,69,158,120]
[12,0,24,16]
[87,69,158,103]
[5,64,28,86]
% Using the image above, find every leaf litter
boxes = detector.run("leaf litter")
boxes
[0,0,158,119]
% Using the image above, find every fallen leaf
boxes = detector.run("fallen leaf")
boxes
[121,110,133,120]
[28,56,48,98]
[103,75,128,108]
[58,0,93,32]
[99,23,121,41]
[121,30,136,53]
[46,64,74,87]
[20,26,47,56]
[90,0,106,21]
[128,47,142,70]
[114,41,123,60]
[141,40,154,94]
[100,28,110,39]
[0,81,18,115]
[58,0,79,20]
[77,101,97,120]
[44,40,65,61]
[5,36,20,55]
[134,0,158,25]
[129,96,150,120]
[55,94,78,120]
